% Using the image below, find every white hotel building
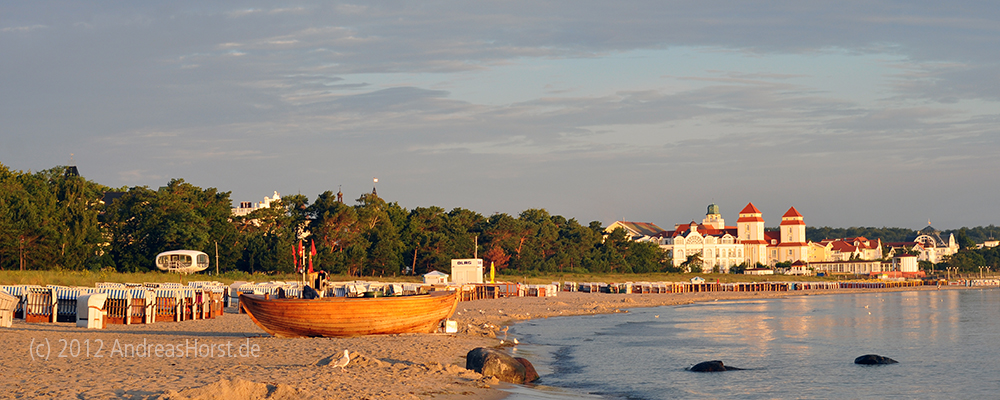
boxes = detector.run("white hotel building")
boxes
[655,203,809,272]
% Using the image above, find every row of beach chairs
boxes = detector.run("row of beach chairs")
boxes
[0,283,225,328]
[557,280,919,294]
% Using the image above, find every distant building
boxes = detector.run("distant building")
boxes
[232,191,282,217]
[605,220,665,242]
[885,225,958,264]
[892,254,919,273]
[744,268,775,275]
[809,260,887,275]
[423,270,449,285]
[450,259,484,285]
[787,260,812,276]
[911,225,958,264]
[814,237,883,261]
[656,203,744,273]
[770,207,809,266]
[655,203,809,272]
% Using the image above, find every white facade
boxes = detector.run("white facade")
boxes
[810,260,887,275]
[893,255,919,273]
[232,191,281,217]
[658,203,808,272]
[451,259,484,285]
[913,227,959,264]
[660,227,744,273]
[657,204,745,273]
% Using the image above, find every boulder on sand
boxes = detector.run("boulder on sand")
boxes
[854,354,898,365]
[515,357,539,383]
[466,347,538,384]
[687,360,744,372]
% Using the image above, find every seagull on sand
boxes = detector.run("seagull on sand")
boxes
[333,350,350,368]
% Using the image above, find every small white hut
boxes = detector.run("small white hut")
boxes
[423,270,449,285]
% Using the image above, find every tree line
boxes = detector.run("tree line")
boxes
[3,162,997,275]
[0,164,668,275]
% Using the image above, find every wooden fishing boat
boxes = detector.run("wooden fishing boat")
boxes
[239,290,459,338]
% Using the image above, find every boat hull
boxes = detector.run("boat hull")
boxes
[239,290,459,338]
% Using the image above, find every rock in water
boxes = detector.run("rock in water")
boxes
[466,347,529,384]
[854,354,898,365]
[514,357,539,383]
[688,360,744,372]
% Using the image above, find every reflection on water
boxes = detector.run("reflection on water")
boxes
[506,289,1000,399]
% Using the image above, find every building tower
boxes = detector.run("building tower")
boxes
[737,202,768,266]
[703,203,725,229]
[778,206,808,264]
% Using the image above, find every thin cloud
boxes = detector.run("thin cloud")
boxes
[1,24,47,33]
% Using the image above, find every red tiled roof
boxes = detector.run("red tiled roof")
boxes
[739,202,762,214]
[781,206,803,218]
[780,219,805,226]
[661,223,738,238]
[830,241,857,252]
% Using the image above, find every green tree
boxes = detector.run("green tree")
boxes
[681,252,703,273]
[401,206,451,275]
[102,179,236,272]
[729,262,748,274]
[626,241,666,273]
[955,228,977,250]
[356,192,403,276]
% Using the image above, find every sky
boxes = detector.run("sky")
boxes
[2,1,999,231]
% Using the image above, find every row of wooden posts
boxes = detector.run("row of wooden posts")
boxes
[456,280,928,301]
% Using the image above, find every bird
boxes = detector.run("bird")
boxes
[333,350,350,368]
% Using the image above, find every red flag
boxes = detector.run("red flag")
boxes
[309,240,316,273]
[292,245,298,271]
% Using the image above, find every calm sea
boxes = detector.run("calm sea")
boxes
[503,288,1000,399]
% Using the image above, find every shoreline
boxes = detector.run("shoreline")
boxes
[0,285,975,399]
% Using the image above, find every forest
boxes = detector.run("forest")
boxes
[2,162,998,275]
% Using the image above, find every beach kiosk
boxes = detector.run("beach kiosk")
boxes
[450,259,484,285]
[423,271,449,285]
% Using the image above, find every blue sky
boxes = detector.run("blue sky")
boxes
[2,1,998,230]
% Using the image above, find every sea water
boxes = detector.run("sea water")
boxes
[503,288,1000,399]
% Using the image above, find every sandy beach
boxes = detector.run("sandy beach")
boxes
[0,286,955,399]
